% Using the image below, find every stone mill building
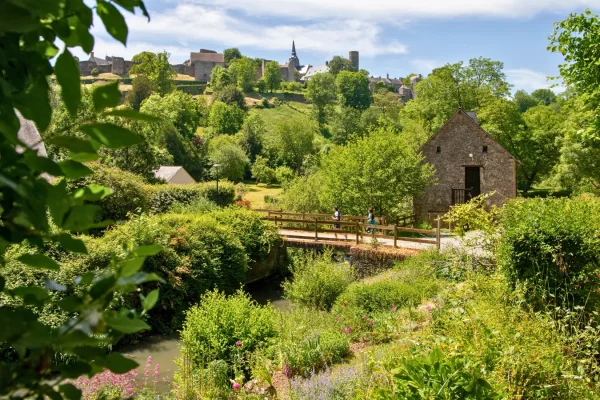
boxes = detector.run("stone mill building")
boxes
[414,109,517,222]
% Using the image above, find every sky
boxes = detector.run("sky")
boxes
[80,0,600,94]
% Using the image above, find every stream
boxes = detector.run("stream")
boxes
[119,276,291,392]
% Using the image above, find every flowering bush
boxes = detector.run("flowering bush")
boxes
[70,356,161,399]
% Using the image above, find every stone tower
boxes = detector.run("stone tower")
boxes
[349,51,359,71]
[289,40,301,70]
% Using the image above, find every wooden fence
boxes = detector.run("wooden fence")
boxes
[254,209,440,249]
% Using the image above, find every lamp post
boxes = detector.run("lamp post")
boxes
[212,163,222,198]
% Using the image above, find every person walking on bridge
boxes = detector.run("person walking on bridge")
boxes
[366,208,376,234]
[332,206,341,229]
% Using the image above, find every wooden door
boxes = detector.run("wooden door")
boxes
[465,167,481,198]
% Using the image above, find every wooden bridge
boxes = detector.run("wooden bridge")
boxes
[255,210,442,250]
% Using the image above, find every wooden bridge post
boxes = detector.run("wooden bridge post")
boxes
[314,218,318,241]
[393,225,398,248]
[355,222,360,244]
[436,218,441,251]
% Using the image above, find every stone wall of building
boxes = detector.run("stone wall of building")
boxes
[194,60,225,82]
[111,57,125,74]
[79,61,111,75]
[173,63,195,77]
[414,110,517,223]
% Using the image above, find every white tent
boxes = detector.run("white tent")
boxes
[154,166,196,185]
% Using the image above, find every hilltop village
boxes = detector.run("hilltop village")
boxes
[79,41,422,101]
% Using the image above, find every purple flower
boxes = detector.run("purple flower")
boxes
[236,340,243,347]
[233,382,241,390]
[285,364,291,378]
[362,315,367,321]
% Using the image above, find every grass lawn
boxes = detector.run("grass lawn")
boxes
[249,102,313,131]
[243,182,283,209]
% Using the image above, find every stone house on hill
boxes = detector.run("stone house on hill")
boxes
[414,109,517,222]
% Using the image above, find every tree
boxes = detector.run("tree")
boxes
[251,155,276,184]
[514,90,538,113]
[256,78,267,93]
[228,57,257,93]
[208,101,246,134]
[550,9,600,141]
[328,55,355,77]
[403,73,419,86]
[532,88,557,106]
[373,89,402,119]
[130,51,176,95]
[237,114,265,163]
[141,91,200,139]
[212,84,246,109]
[126,75,155,111]
[273,117,317,172]
[319,128,434,218]
[331,106,363,145]
[305,73,336,126]
[224,48,243,64]
[478,94,561,192]
[0,1,162,398]
[264,61,283,93]
[210,64,232,91]
[209,135,249,181]
[336,71,372,111]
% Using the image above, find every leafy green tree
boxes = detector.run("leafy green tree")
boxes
[0,1,164,398]
[336,71,372,111]
[210,64,232,91]
[478,94,561,192]
[209,101,245,134]
[251,155,276,184]
[212,84,246,109]
[403,73,419,86]
[331,106,363,145]
[328,55,355,77]
[292,128,434,218]
[374,82,394,92]
[141,91,200,139]
[272,117,317,172]
[126,75,154,111]
[532,88,557,106]
[237,114,265,163]
[224,48,242,64]
[256,78,267,93]
[514,90,538,113]
[130,51,176,95]
[228,57,257,93]
[209,135,249,181]
[552,93,600,192]
[373,89,402,119]
[305,73,336,126]
[550,9,600,140]
[264,61,283,93]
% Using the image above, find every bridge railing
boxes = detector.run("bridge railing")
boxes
[253,210,440,249]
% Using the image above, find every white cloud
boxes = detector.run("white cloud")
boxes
[505,68,563,93]
[186,0,596,21]
[80,4,407,62]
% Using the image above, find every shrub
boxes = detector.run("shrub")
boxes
[100,213,249,333]
[170,197,218,214]
[90,67,99,76]
[145,181,235,213]
[212,84,245,109]
[209,207,280,263]
[391,348,498,399]
[251,155,276,184]
[208,101,245,134]
[256,78,267,93]
[499,198,600,311]
[287,82,303,92]
[67,163,149,223]
[275,166,295,187]
[261,97,270,108]
[274,308,350,378]
[283,250,355,311]
[176,84,206,95]
[180,290,276,371]
[208,136,250,182]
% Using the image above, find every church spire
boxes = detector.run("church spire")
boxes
[292,40,297,57]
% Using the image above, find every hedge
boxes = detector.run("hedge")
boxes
[499,197,600,311]
[175,80,207,85]
[177,85,206,95]
[67,165,235,222]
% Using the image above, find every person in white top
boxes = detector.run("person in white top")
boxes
[332,206,341,229]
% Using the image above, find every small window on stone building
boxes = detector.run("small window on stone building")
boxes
[436,146,441,153]
[483,146,488,153]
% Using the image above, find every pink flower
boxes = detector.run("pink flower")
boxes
[235,341,243,347]
[233,382,241,390]
[425,305,432,311]
[362,315,367,321]
[392,305,397,312]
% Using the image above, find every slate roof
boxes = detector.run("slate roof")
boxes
[190,52,225,63]
[154,166,185,182]
[89,56,111,65]
[465,111,479,124]
[302,64,329,80]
